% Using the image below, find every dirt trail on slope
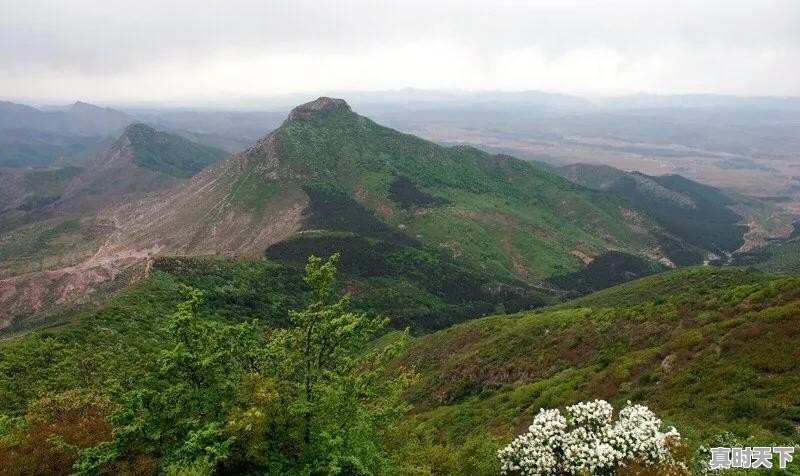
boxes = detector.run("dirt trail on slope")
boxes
[0,213,159,332]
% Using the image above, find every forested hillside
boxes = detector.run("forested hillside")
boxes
[559,164,748,264]
[394,267,800,474]
[1,260,799,474]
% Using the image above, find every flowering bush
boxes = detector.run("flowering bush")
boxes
[498,400,682,476]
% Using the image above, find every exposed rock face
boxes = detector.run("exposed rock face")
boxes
[287,97,351,121]
[0,245,151,334]
[237,133,295,180]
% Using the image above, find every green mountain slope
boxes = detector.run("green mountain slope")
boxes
[0,124,226,226]
[0,98,745,334]
[71,97,718,332]
[268,99,667,283]
[119,98,680,285]
[0,100,133,168]
[735,227,800,274]
[0,126,229,332]
[559,163,748,264]
[123,123,228,178]
[394,267,800,471]
[47,123,227,213]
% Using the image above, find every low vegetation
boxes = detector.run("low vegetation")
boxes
[735,237,800,274]
[395,267,800,474]
[1,255,412,475]
[1,259,799,474]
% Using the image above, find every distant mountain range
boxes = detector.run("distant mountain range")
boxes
[0,101,132,167]
[0,98,753,335]
[0,100,270,168]
[0,124,226,232]
[5,91,800,170]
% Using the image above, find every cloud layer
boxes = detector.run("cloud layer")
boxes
[2,0,799,103]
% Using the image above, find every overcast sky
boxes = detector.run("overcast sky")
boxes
[2,0,799,104]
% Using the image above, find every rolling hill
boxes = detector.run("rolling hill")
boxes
[393,267,800,473]
[1,261,798,474]
[559,163,748,264]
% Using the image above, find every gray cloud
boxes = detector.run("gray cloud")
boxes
[1,0,799,102]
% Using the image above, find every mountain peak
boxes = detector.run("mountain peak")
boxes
[110,122,226,178]
[70,101,102,111]
[123,122,157,135]
[115,123,157,148]
[287,97,351,121]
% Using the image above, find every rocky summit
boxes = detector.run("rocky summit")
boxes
[287,97,352,121]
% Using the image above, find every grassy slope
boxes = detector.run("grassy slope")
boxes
[559,163,747,263]
[124,123,228,178]
[3,260,799,473]
[272,106,663,284]
[397,267,800,458]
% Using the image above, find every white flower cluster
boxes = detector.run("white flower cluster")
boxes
[498,400,680,476]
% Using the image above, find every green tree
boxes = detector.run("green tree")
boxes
[265,253,411,475]
[74,286,254,475]
[75,255,410,476]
